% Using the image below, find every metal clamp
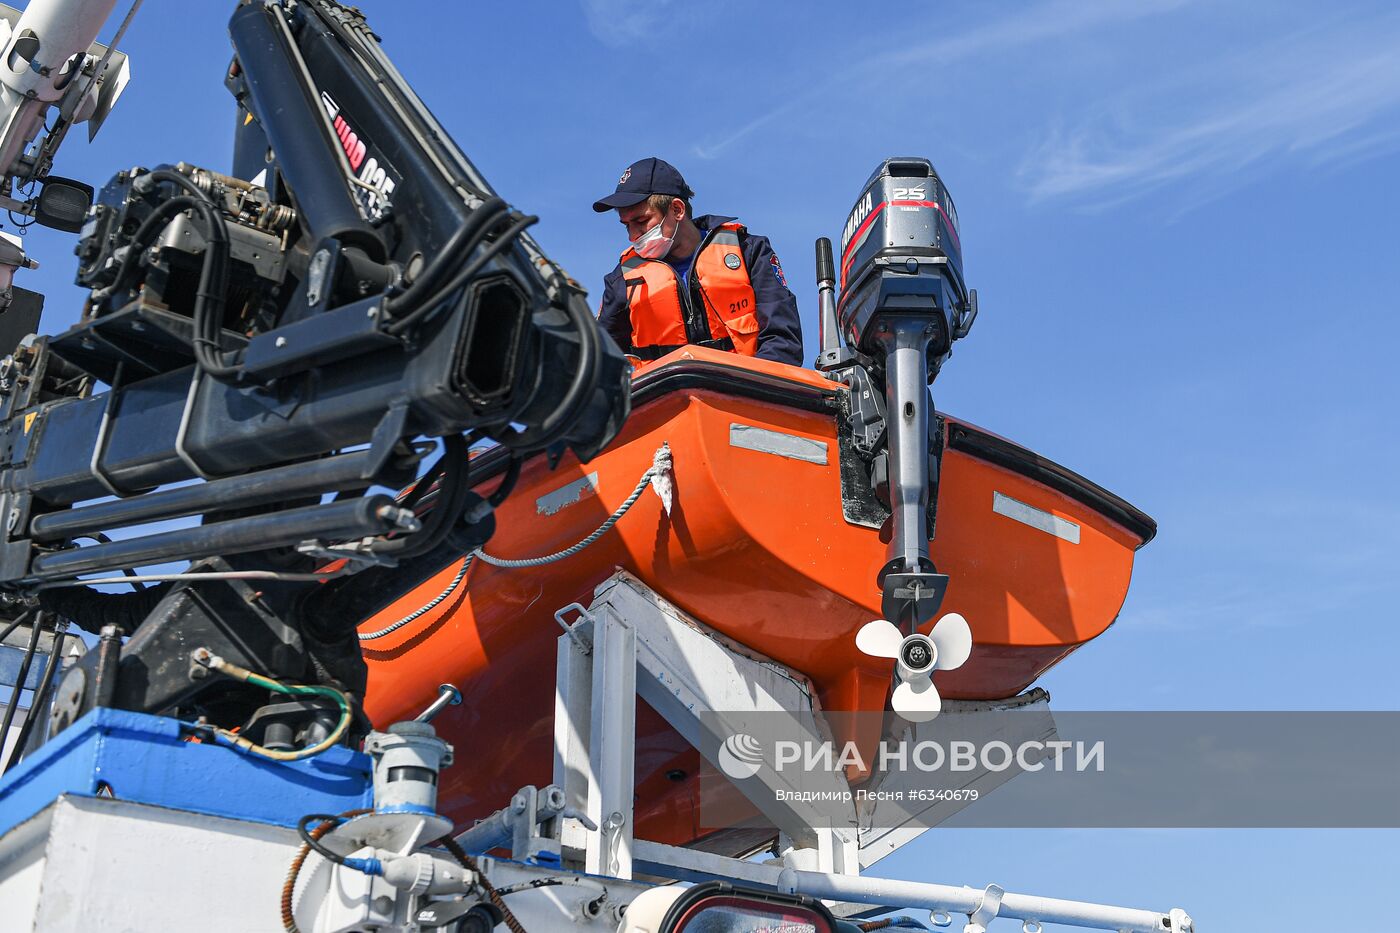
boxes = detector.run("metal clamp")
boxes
[553,602,593,653]
[1168,908,1194,932]
[964,884,1003,933]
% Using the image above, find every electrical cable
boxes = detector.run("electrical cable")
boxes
[0,612,49,756]
[438,836,528,933]
[195,653,352,761]
[296,812,354,865]
[2,619,67,774]
[281,808,371,933]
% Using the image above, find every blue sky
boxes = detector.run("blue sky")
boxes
[12,1,1399,928]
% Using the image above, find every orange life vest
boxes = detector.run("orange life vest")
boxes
[618,221,760,359]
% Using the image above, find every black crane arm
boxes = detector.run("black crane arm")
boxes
[0,0,630,747]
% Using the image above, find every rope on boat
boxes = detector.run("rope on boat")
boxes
[358,555,474,642]
[357,444,672,640]
[472,443,672,569]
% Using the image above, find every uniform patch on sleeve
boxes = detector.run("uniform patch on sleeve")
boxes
[769,254,788,287]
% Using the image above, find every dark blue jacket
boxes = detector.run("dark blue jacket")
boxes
[597,214,804,366]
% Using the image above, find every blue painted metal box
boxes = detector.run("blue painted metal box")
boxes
[0,707,372,837]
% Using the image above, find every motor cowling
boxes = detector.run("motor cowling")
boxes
[836,157,970,381]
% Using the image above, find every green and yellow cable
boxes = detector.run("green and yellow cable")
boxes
[194,650,352,761]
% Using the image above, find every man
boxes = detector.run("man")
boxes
[592,157,803,366]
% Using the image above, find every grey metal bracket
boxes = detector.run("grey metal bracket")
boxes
[964,883,1003,933]
[453,782,598,866]
[1169,908,1196,932]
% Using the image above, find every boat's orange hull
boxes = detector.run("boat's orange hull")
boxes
[358,349,1153,848]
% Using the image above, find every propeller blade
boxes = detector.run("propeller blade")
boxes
[929,612,972,671]
[891,678,942,722]
[856,619,904,659]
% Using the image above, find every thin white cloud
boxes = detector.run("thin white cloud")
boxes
[691,0,1193,160]
[1020,13,1400,209]
[581,0,682,49]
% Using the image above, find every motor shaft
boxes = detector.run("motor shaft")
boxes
[877,317,934,578]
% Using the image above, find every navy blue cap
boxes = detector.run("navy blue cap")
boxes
[592,157,694,212]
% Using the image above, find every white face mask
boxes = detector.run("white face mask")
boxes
[631,215,676,260]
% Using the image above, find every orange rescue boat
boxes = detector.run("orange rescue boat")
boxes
[355,347,1154,849]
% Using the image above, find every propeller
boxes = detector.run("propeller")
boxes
[856,613,972,722]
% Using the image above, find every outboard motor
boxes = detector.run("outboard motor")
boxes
[817,157,977,641]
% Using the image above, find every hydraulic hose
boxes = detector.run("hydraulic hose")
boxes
[374,433,472,560]
[0,608,34,646]
[0,612,49,756]
[385,211,539,337]
[486,455,522,507]
[99,195,203,297]
[3,619,67,774]
[142,170,238,381]
[384,196,507,316]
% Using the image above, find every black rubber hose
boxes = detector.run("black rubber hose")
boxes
[3,621,65,773]
[101,194,203,296]
[145,170,237,381]
[77,534,145,591]
[385,213,539,337]
[384,196,508,316]
[100,171,234,381]
[282,808,371,933]
[486,455,522,507]
[0,608,33,647]
[37,582,173,636]
[393,436,473,560]
[296,812,351,865]
[0,613,48,756]
[396,460,446,512]
[373,434,472,560]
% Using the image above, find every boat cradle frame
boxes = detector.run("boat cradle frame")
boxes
[452,570,1195,933]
